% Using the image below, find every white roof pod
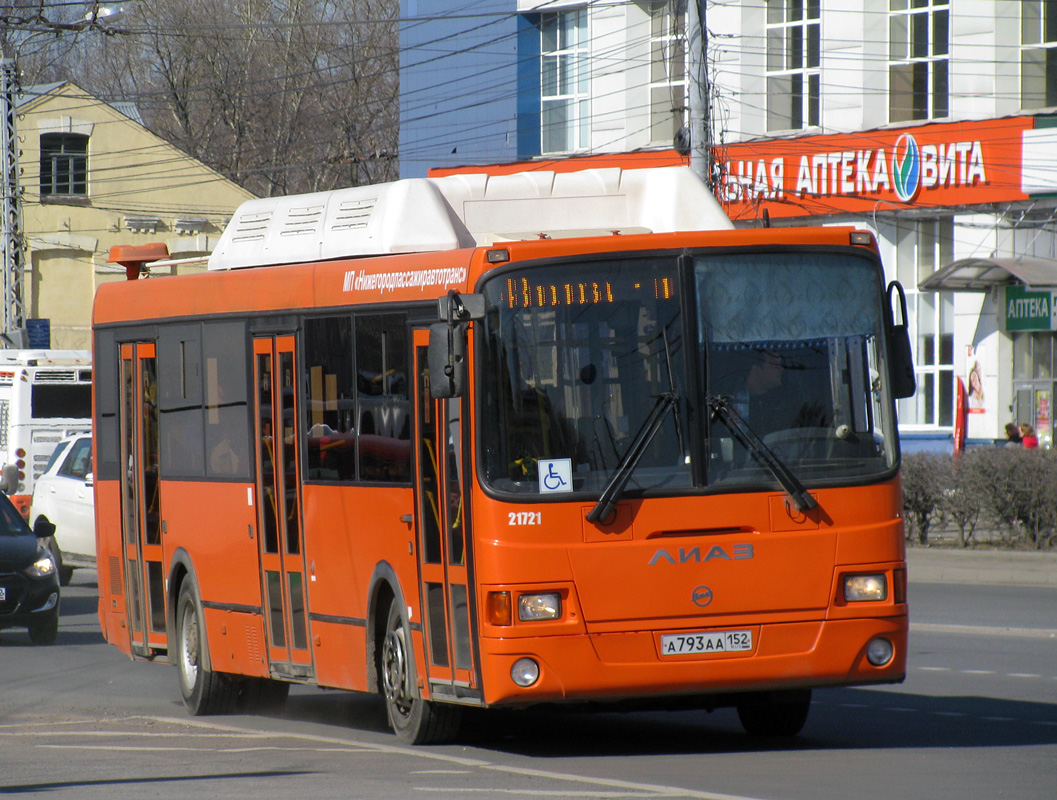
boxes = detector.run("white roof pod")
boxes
[208,166,733,270]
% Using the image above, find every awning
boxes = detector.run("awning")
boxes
[919,256,1057,292]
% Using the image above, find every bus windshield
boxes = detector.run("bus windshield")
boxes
[479,249,897,498]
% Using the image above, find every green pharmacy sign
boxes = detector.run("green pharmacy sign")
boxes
[1003,285,1057,332]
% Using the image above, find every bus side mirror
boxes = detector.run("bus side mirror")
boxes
[429,292,485,400]
[0,464,16,495]
[887,281,916,399]
[429,321,466,399]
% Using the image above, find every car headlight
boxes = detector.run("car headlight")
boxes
[518,592,561,621]
[25,550,56,579]
[843,573,887,602]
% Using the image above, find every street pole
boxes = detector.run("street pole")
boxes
[0,58,24,345]
[687,0,711,190]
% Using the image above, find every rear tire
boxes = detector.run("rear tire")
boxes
[175,579,238,715]
[380,602,461,744]
[736,690,812,737]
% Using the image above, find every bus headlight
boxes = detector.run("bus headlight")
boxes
[511,657,540,687]
[518,592,561,621]
[843,574,887,602]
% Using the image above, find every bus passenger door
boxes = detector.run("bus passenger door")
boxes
[119,342,166,657]
[412,329,476,700]
[252,336,312,675]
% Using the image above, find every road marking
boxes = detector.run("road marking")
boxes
[414,791,686,797]
[914,667,1055,681]
[26,716,772,800]
[911,622,1057,639]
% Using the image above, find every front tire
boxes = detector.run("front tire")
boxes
[736,689,812,737]
[28,608,59,645]
[380,602,461,744]
[175,579,238,715]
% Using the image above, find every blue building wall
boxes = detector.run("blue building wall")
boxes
[400,1,526,178]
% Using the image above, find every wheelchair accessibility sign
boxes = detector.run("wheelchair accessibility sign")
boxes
[538,458,573,494]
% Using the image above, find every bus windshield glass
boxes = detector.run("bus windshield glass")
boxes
[480,259,689,495]
[697,251,897,489]
[478,250,897,498]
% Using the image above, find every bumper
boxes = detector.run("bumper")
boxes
[0,575,60,629]
[476,616,907,707]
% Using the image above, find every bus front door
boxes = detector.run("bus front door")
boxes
[413,330,477,702]
[252,336,313,677]
[119,342,166,657]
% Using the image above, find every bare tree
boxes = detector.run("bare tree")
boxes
[26,0,398,196]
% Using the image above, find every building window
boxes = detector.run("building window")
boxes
[1022,0,1057,108]
[541,9,589,154]
[896,218,955,429]
[40,133,88,197]
[649,1,687,144]
[889,0,949,122]
[766,0,820,132]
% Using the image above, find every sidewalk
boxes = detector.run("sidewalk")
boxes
[906,546,1057,587]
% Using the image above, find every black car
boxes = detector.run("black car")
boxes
[0,490,60,645]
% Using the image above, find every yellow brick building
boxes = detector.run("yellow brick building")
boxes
[17,81,255,349]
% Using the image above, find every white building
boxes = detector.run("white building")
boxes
[400,1,1057,449]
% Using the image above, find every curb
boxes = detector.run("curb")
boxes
[906,547,1057,587]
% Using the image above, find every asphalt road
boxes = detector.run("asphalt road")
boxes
[1,549,1054,800]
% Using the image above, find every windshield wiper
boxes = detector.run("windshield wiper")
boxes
[707,395,817,513]
[586,390,678,525]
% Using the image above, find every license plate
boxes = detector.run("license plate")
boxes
[661,629,752,656]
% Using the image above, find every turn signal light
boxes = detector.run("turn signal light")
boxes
[487,591,512,626]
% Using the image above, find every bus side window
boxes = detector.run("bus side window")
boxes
[356,313,410,483]
[303,316,356,481]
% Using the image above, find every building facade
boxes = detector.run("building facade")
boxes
[17,82,256,350]
[400,0,1057,449]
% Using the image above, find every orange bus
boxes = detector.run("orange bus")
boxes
[93,167,913,744]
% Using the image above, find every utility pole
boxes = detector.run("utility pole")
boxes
[687,0,712,190]
[0,57,25,346]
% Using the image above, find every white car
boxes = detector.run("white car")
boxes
[28,433,94,586]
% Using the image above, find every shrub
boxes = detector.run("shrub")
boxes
[900,452,949,545]
[901,446,1057,549]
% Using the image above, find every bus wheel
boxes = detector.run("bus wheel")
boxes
[380,602,461,744]
[736,689,812,737]
[175,579,237,715]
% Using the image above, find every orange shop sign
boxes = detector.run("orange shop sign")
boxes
[717,117,1032,221]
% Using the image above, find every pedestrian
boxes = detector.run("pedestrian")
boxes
[1004,422,1022,448]
[1019,423,1039,449]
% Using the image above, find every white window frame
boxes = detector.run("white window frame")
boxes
[1022,0,1057,109]
[896,218,955,430]
[889,0,949,123]
[648,1,688,145]
[765,0,820,132]
[541,8,589,154]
